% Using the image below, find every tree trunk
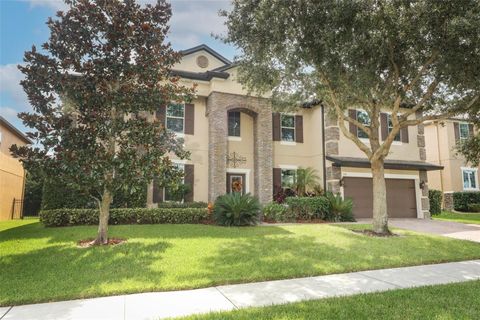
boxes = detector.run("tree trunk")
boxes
[93,190,112,245]
[371,158,390,234]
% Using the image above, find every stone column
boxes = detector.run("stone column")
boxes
[419,170,430,218]
[324,113,341,193]
[253,104,273,204]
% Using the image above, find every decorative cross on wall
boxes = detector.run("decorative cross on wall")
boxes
[227,152,247,168]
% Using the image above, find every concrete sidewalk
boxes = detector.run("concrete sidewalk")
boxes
[1,260,479,320]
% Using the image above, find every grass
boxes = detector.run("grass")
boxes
[180,281,480,320]
[433,211,480,225]
[1,219,479,306]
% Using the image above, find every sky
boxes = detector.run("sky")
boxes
[0,0,235,133]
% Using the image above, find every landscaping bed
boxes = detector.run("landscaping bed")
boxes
[180,281,480,320]
[1,219,479,306]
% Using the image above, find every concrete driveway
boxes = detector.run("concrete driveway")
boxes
[357,218,480,243]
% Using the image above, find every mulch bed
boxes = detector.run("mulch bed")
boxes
[352,230,400,237]
[77,238,126,248]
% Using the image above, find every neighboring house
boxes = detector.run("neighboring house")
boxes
[0,116,31,220]
[425,119,479,209]
[147,44,443,220]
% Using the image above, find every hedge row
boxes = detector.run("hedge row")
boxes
[428,189,443,215]
[40,207,209,227]
[453,191,480,212]
[284,197,330,220]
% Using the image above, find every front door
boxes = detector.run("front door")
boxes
[226,173,246,195]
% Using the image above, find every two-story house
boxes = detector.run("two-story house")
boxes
[147,44,443,220]
[0,116,31,220]
[425,119,479,209]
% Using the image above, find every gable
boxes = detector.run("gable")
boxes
[174,45,231,73]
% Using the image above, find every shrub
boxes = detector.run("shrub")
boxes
[156,201,208,209]
[429,189,443,215]
[325,192,355,222]
[453,192,480,212]
[40,207,209,227]
[262,202,295,222]
[273,188,296,204]
[468,203,480,212]
[285,196,329,220]
[213,193,260,226]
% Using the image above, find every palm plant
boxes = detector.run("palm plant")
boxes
[325,192,355,222]
[213,193,261,226]
[294,167,320,196]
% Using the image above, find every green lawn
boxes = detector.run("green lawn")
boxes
[1,219,479,306]
[180,281,480,320]
[433,211,480,225]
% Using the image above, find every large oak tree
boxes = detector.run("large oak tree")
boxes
[12,0,194,244]
[222,0,480,234]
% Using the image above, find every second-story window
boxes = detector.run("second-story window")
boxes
[166,103,184,133]
[356,110,370,139]
[281,114,295,142]
[459,123,470,141]
[387,114,401,142]
[228,111,241,137]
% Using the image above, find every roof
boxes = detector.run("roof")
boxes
[326,155,443,171]
[180,44,232,65]
[170,69,230,81]
[0,116,32,144]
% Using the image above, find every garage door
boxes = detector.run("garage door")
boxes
[343,177,417,219]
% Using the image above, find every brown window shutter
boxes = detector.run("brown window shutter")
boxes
[184,103,195,135]
[273,168,282,195]
[380,113,388,141]
[454,122,460,144]
[156,105,166,127]
[272,113,281,141]
[348,109,357,135]
[468,124,474,136]
[184,164,194,202]
[295,115,304,143]
[152,179,164,203]
[401,126,409,143]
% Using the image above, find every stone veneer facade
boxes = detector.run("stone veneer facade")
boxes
[324,113,341,193]
[206,91,273,204]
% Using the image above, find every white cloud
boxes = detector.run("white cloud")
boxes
[27,0,67,11]
[0,64,28,106]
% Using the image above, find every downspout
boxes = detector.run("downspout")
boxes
[435,121,445,193]
[321,104,327,192]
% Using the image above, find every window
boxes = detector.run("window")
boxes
[228,111,241,137]
[164,163,185,202]
[387,114,401,142]
[281,115,295,142]
[281,169,296,188]
[356,110,370,139]
[462,168,478,191]
[166,103,184,133]
[459,123,470,141]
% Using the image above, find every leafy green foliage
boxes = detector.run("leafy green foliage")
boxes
[453,192,480,212]
[156,201,208,209]
[22,172,44,216]
[325,192,355,222]
[468,203,480,213]
[262,202,294,222]
[294,167,321,196]
[285,197,330,220]
[10,0,194,241]
[40,207,209,227]
[213,193,260,226]
[428,189,443,215]
[456,133,480,167]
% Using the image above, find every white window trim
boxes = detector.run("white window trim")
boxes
[386,113,403,145]
[340,171,423,218]
[228,136,242,142]
[461,167,479,191]
[459,122,470,141]
[166,103,185,134]
[226,168,251,194]
[280,113,296,143]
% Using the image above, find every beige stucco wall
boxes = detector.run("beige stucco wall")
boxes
[338,111,421,161]
[425,121,480,193]
[273,107,325,188]
[174,50,225,73]
[0,122,27,220]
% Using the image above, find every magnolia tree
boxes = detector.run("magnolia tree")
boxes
[222,0,480,234]
[12,0,194,244]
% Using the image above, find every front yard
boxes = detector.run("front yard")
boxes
[433,211,480,225]
[1,219,480,306]
[180,281,480,320]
